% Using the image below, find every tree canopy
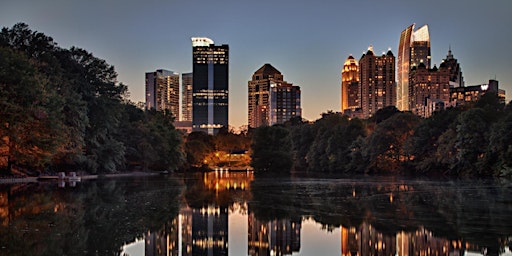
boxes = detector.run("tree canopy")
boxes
[0,23,184,175]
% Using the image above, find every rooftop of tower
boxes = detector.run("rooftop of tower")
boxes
[254,63,281,75]
[344,55,358,66]
[412,24,430,42]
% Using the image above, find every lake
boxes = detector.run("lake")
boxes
[1,171,511,256]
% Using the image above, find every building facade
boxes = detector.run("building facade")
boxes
[359,46,396,118]
[192,37,229,135]
[341,55,360,113]
[269,81,301,125]
[248,64,284,128]
[397,24,431,111]
[182,72,193,122]
[443,47,464,88]
[450,79,506,105]
[409,63,450,118]
[145,69,180,119]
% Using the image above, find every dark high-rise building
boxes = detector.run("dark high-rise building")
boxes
[409,63,450,117]
[248,64,284,128]
[442,47,464,88]
[359,46,396,118]
[145,69,180,119]
[269,81,301,125]
[397,24,431,111]
[182,72,193,122]
[341,55,360,113]
[192,37,229,135]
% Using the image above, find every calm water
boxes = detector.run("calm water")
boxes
[1,172,511,256]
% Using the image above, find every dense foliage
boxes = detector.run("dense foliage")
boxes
[251,98,512,177]
[0,23,183,175]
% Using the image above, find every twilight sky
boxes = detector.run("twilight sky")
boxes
[2,0,511,128]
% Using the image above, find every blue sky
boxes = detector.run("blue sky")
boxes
[1,0,511,128]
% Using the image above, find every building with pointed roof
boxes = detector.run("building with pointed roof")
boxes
[248,64,284,127]
[248,64,301,127]
[341,55,360,113]
[442,47,464,88]
[359,46,396,118]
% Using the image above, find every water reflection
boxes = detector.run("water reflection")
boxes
[1,173,511,256]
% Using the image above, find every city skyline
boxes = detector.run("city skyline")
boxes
[2,0,511,128]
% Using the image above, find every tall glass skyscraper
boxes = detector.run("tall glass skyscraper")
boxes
[397,24,431,111]
[191,37,229,135]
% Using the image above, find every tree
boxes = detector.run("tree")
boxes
[251,125,292,172]
[362,113,420,173]
[407,108,461,173]
[454,108,489,175]
[0,47,66,174]
[185,131,215,168]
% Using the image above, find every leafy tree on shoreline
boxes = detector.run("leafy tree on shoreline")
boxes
[0,47,66,174]
[0,23,183,175]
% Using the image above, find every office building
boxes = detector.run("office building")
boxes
[450,79,506,105]
[269,81,301,125]
[248,64,284,127]
[341,55,360,113]
[359,46,396,118]
[409,63,450,117]
[397,24,431,111]
[145,69,180,119]
[182,72,193,122]
[192,37,229,135]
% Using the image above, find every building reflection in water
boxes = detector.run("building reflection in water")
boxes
[145,205,228,256]
[141,172,490,256]
[248,213,301,256]
[341,223,482,256]
[341,223,396,256]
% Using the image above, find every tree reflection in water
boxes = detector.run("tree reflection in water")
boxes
[0,174,511,256]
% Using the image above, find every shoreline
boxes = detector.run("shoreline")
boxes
[0,171,160,185]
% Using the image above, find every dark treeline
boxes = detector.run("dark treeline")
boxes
[252,94,512,177]
[0,23,183,175]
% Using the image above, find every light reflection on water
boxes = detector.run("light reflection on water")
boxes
[1,172,511,256]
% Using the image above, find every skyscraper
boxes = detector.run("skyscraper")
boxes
[192,37,229,135]
[442,47,464,88]
[341,55,360,113]
[248,64,284,128]
[269,81,301,125]
[182,72,193,122]
[397,24,431,111]
[359,46,396,118]
[145,69,180,119]
[409,63,450,117]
